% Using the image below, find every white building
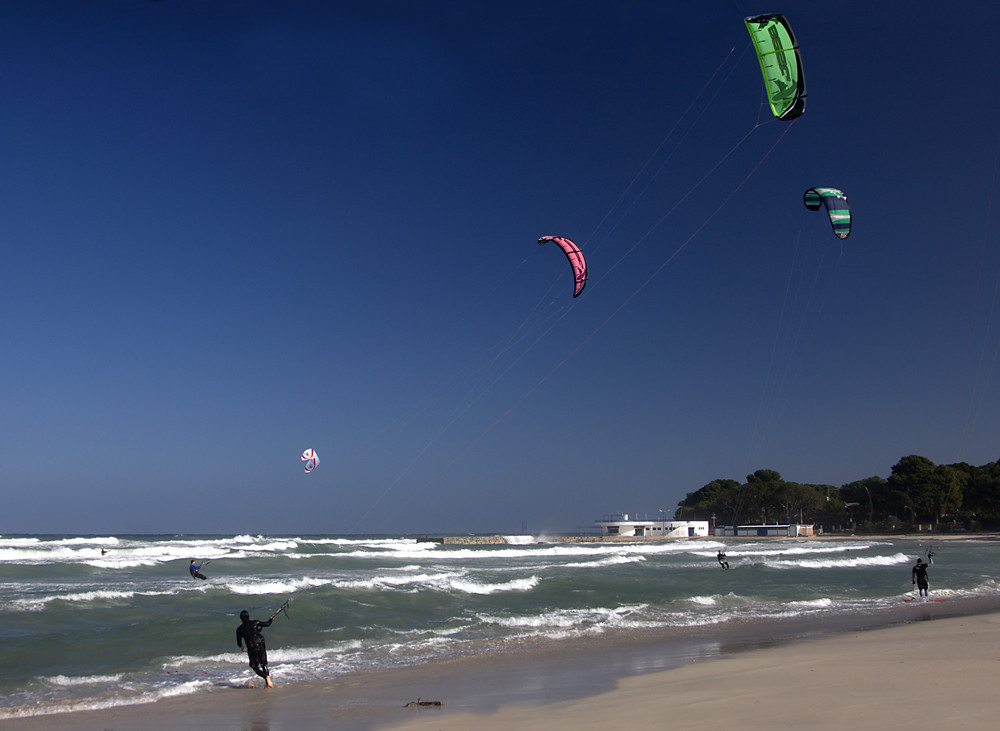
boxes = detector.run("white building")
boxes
[594,514,710,538]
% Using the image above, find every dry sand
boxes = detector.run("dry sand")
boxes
[5,607,1000,730]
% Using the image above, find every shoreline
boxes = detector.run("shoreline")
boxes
[5,594,1000,730]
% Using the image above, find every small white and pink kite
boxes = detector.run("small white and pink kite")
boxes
[301,448,320,473]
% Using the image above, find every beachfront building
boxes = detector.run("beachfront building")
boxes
[713,524,815,537]
[594,514,710,538]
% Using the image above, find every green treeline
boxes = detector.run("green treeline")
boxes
[674,455,1000,532]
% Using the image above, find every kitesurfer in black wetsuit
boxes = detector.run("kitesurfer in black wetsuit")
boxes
[236,610,274,687]
[189,560,207,580]
[717,550,729,569]
[912,558,929,597]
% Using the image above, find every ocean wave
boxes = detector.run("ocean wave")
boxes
[341,541,707,563]
[0,536,43,547]
[221,576,333,596]
[447,576,539,594]
[43,674,123,686]
[336,571,539,595]
[0,677,212,721]
[787,598,834,608]
[476,603,650,632]
[699,542,878,560]
[294,537,423,549]
[688,595,719,606]
[0,533,315,567]
[765,552,911,569]
[561,554,646,568]
[10,586,192,611]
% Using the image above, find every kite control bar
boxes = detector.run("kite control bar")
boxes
[268,599,291,622]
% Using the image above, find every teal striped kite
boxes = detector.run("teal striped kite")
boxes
[803,188,851,239]
[744,14,806,121]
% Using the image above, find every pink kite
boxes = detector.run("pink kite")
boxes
[538,236,587,297]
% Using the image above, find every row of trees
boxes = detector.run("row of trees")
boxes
[674,455,1000,532]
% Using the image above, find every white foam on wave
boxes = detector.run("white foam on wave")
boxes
[349,540,702,563]
[0,676,212,721]
[0,536,120,549]
[0,533,299,567]
[43,673,124,686]
[170,637,366,670]
[448,576,539,594]
[788,597,834,608]
[0,536,42,547]
[768,552,910,569]
[337,570,540,595]
[295,537,421,549]
[698,542,877,560]
[17,589,136,608]
[561,554,645,569]
[222,576,333,596]
[476,603,651,633]
[11,585,192,611]
[688,595,718,606]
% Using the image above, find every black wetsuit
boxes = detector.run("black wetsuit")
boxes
[717,552,729,569]
[236,617,274,679]
[912,561,929,595]
[189,562,207,580]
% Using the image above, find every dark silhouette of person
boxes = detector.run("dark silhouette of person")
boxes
[236,610,274,687]
[912,558,929,597]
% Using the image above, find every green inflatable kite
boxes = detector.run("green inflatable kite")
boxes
[744,14,806,120]
[803,188,851,239]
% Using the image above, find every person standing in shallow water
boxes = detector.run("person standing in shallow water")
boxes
[912,557,930,598]
[236,610,274,687]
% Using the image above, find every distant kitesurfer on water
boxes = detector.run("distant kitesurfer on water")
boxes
[237,610,274,687]
[189,560,207,580]
[912,558,929,597]
[926,547,936,564]
[717,550,729,570]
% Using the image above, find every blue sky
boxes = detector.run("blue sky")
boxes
[3,1,999,535]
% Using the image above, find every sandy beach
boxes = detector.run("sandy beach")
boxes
[381,610,1000,731]
[5,599,1000,730]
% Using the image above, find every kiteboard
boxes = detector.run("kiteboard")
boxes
[903,598,948,603]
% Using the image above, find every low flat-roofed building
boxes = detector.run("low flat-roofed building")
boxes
[713,524,814,537]
[595,514,710,538]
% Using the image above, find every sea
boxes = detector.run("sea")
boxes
[2,533,999,720]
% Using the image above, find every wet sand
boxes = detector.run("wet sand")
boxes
[4,596,999,730]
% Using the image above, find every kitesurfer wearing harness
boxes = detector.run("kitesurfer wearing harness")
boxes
[189,560,207,580]
[717,550,729,569]
[912,558,929,597]
[236,610,274,687]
